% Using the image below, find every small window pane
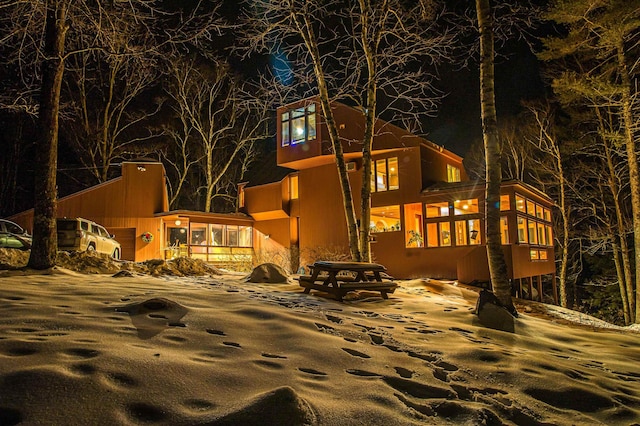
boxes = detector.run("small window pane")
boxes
[211,225,224,246]
[543,208,551,222]
[376,159,388,191]
[370,205,400,233]
[238,226,252,247]
[539,250,548,260]
[537,222,546,245]
[517,216,527,243]
[516,194,526,212]
[530,249,540,260]
[291,116,306,144]
[545,225,553,246]
[307,113,316,140]
[500,195,510,211]
[453,199,479,215]
[426,222,439,247]
[292,107,305,118]
[455,220,467,246]
[290,175,299,199]
[282,121,290,147]
[426,202,449,218]
[527,220,538,244]
[535,204,544,219]
[469,219,481,245]
[227,225,239,246]
[526,200,536,216]
[404,203,424,248]
[388,157,399,190]
[500,216,509,244]
[439,222,451,246]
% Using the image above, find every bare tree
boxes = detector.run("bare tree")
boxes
[240,0,452,261]
[164,57,268,212]
[0,0,225,268]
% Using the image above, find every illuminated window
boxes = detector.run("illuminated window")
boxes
[530,249,540,260]
[527,220,538,244]
[238,185,245,208]
[517,216,527,243]
[426,223,439,247]
[370,205,400,233]
[468,219,480,245]
[372,157,399,192]
[426,202,449,218]
[439,222,451,246]
[453,199,479,215]
[539,250,548,260]
[500,194,510,211]
[500,216,509,244]
[290,175,299,200]
[455,220,467,246]
[545,225,553,246]
[515,194,526,212]
[281,104,316,147]
[447,164,461,182]
[404,203,423,248]
[526,200,536,216]
[537,222,546,245]
[543,208,551,222]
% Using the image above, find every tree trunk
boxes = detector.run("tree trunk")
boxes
[28,0,68,270]
[476,0,514,313]
[616,42,640,323]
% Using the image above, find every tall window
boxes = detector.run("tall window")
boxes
[447,164,461,182]
[371,157,399,192]
[455,219,481,246]
[290,175,299,199]
[281,104,316,147]
[500,216,509,244]
[404,203,423,247]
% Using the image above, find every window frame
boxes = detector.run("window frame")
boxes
[281,104,317,147]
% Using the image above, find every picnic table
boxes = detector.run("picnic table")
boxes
[297,261,397,301]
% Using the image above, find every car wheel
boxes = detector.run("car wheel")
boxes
[87,244,96,252]
[112,248,120,260]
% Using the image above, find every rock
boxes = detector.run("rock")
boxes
[245,263,289,283]
[475,289,516,333]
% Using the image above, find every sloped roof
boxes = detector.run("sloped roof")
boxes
[243,150,295,188]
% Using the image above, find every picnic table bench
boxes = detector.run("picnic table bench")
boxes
[297,261,397,301]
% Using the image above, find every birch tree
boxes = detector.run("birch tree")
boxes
[240,0,451,261]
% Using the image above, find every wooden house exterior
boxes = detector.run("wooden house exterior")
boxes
[240,98,557,300]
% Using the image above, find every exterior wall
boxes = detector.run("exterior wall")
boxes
[243,181,287,220]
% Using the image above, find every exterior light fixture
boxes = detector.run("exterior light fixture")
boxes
[137,165,146,171]
[175,220,182,226]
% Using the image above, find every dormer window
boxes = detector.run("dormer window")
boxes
[447,164,460,183]
[281,104,316,147]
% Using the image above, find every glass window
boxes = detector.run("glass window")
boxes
[388,157,399,190]
[227,226,239,246]
[535,204,544,219]
[169,227,188,246]
[372,157,399,192]
[238,185,245,208]
[426,222,439,247]
[539,250,548,260]
[500,216,509,244]
[527,220,538,244]
[190,225,207,245]
[376,159,388,191]
[500,194,510,211]
[210,224,224,246]
[537,222,546,246]
[453,199,479,215]
[526,200,536,216]
[543,208,551,222]
[426,202,449,218]
[545,225,553,246]
[404,203,423,248]
[370,205,401,233]
[515,194,526,212]
[290,175,299,200]
[439,222,451,246]
[455,221,467,246]
[469,219,481,245]
[447,164,461,183]
[530,249,540,260]
[238,226,252,247]
[281,104,317,147]
[517,217,527,243]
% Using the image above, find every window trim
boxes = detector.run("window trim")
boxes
[281,104,316,147]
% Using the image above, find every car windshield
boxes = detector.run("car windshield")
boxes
[3,221,24,234]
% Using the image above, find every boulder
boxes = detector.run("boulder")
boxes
[246,263,289,283]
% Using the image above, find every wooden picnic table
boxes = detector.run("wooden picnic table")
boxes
[297,261,397,301]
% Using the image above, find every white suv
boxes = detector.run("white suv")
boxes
[57,218,121,259]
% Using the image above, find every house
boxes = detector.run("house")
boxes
[8,162,256,268]
[240,97,557,301]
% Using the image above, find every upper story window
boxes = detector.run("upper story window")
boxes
[447,164,461,183]
[371,157,399,192]
[453,198,479,215]
[281,104,316,147]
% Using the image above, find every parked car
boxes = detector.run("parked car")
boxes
[0,219,31,240]
[0,232,31,250]
[56,218,121,259]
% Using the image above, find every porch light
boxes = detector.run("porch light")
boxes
[175,220,182,226]
[137,165,146,171]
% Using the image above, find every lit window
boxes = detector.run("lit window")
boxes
[500,194,510,211]
[468,219,480,245]
[426,223,439,247]
[515,194,526,212]
[526,200,536,216]
[290,175,299,200]
[517,216,527,243]
[500,216,509,244]
[439,222,451,246]
[455,221,467,246]
[539,250,548,260]
[543,208,551,222]
[537,222,546,245]
[447,164,461,182]
[238,185,245,208]
[426,202,449,218]
[372,157,399,192]
[455,219,480,246]
[404,203,423,248]
[530,249,540,260]
[545,225,553,246]
[370,205,400,233]
[527,220,538,244]
[453,199,479,215]
[281,103,316,147]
